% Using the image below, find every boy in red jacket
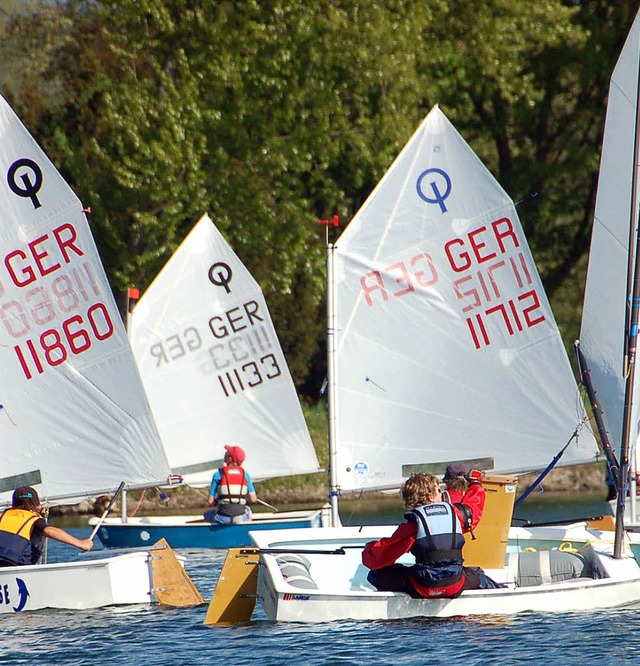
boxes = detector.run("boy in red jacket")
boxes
[362,471,502,598]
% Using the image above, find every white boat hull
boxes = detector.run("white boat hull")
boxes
[251,527,640,622]
[0,552,156,614]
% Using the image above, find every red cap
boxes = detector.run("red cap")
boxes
[225,445,246,464]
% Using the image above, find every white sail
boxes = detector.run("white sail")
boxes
[130,214,321,486]
[0,93,170,504]
[331,105,598,493]
[579,12,640,463]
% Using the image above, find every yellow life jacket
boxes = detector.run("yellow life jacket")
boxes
[0,508,42,565]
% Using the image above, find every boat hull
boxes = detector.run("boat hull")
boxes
[94,509,328,549]
[0,552,155,614]
[251,526,640,622]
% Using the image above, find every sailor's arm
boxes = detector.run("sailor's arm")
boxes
[42,525,94,552]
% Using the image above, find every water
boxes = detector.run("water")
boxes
[3,494,639,666]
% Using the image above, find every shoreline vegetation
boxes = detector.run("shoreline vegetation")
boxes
[53,461,609,519]
[51,404,610,519]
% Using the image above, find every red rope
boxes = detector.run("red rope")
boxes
[130,488,147,517]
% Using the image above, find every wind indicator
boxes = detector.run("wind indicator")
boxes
[318,214,339,244]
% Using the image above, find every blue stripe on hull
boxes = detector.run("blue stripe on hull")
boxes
[96,517,320,549]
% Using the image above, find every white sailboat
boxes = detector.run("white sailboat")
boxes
[207,105,640,623]
[0,93,201,613]
[94,214,329,550]
[512,7,640,552]
[573,9,640,530]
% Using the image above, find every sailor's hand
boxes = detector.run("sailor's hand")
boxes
[207,496,215,505]
[79,539,94,552]
[467,470,483,485]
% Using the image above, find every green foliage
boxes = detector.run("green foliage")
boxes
[0,0,637,391]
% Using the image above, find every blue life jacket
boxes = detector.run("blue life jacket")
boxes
[405,503,465,588]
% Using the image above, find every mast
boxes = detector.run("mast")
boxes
[122,287,139,523]
[325,221,340,527]
[615,58,640,558]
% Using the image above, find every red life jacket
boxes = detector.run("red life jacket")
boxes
[217,465,249,517]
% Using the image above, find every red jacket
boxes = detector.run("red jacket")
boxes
[362,482,485,571]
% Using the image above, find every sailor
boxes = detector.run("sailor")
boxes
[441,463,470,504]
[205,445,257,524]
[362,472,503,597]
[0,486,93,566]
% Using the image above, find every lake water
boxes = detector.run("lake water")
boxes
[3,493,640,666]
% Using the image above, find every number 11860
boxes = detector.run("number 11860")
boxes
[14,302,115,379]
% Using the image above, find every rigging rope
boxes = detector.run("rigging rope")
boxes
[514,419,587,508]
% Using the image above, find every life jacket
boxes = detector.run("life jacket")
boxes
[0,508,43,566]
[405,503,466,596]
[216,465,249,517]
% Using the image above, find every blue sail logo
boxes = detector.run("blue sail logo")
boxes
[416,168,452,213]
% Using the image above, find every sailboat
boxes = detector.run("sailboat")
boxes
[574,9,640,531]
[206,105,640,623]
[510,8,640,554]
[94,214,330,549]
[0,93,203,613]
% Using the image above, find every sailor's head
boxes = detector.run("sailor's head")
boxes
[224,445,246,465]
[12,486,41,511]
[443,463,469,492]
[402,473,441,509]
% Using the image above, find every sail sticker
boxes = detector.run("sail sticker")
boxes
[282,594,310,601]
[143,299,281,395]
[148,327,203,366]
[353,462,369,478]
[416,168,451,212]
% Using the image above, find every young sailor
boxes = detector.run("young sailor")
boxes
[362,471,502,598]
[0,486,93,566]
[441,463,470,504]
[205,445,257,524]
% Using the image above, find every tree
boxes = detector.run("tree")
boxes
[0,0,636,391]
